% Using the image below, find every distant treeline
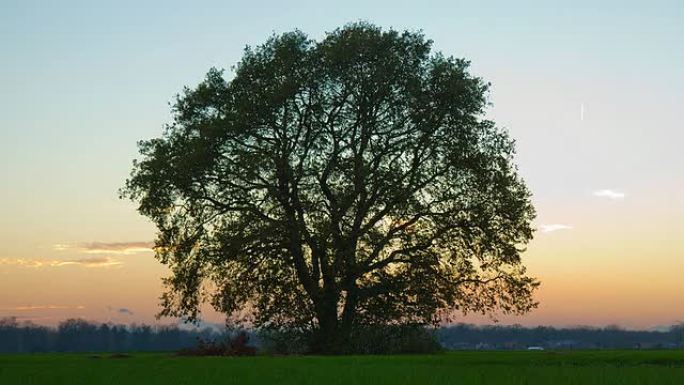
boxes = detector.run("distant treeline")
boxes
[438,323,684,350]
[0,318,224,353]
[3,317,684,353]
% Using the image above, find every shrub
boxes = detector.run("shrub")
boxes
[258,324,442,355]
[177,331,256,356]
[345,324,442,355]
[257,328,310,355]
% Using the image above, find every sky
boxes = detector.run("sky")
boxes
[1,0,682,329]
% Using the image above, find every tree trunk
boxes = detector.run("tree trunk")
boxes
[311,289,363,354]
[311,292,346,354]
[313,312,340,354]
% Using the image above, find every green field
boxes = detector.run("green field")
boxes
[1,350,684,384]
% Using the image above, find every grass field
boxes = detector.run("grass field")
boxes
[1,350,684,385]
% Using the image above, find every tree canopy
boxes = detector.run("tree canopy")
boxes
[123,22,538,353]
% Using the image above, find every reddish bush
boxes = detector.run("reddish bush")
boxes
[177,331,256,356]
[227,332,257,356]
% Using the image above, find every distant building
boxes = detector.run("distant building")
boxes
[527,346,544,351]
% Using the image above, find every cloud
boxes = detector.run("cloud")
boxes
[593,189,626,200]
[540,224,573,233]
[0,257,121,268]
[0,258,62,268]
[66,257,122,267]
[78,242,154,254]
[0,305,85,311]
[117,308,134,316]
[5,315,60,322]
[53,241,153,255]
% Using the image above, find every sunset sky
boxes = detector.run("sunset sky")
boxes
[1,0,682,329]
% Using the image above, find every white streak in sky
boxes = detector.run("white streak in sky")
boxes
[540,224,573,233]
[0,305,86,311]
[0,257,122,268]
[52,241,154,255]
[593,189,626,200]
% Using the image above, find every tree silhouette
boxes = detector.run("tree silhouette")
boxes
[122,22,538,353]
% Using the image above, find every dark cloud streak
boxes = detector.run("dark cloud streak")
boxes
[117,308,134,315]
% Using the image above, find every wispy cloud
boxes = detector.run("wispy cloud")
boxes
[5,315,60,322]
[540,224,573,233]
[106,306,134,316]
[67,257,122,267]
[118,308,134,316]
[0,259,61,268]
[593,189,626,200]
[53,241,153,255]
[0,257,121,268]
[0,305,85,311]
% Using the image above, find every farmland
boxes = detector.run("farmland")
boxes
[1,350,684,385]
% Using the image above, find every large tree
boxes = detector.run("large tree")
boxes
[123,23,538,353]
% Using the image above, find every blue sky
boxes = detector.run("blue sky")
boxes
[1,0,683,327]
